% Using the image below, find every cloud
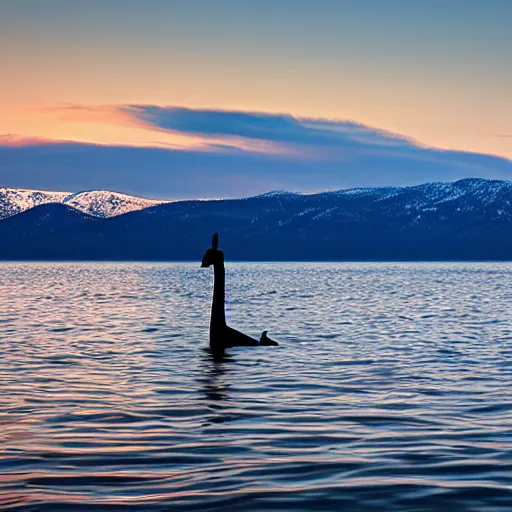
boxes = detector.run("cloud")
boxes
[1,131,512,199]
[0,135,63,147]
[2,105,512,198]
[119,105,418,155]
[39,104,136,126]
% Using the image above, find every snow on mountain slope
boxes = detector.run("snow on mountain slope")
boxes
[0,187,166,219]
[62,190,164,218]
[5,178,512,261]
[0,187,69,219]
[2,178,512,223]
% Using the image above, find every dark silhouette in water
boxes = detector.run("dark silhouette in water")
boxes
[201,233,279,354]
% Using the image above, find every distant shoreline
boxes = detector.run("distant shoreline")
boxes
[3,179,512,262]
[2,259,512,264]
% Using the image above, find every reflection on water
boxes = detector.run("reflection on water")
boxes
[1,262,512,511]
[200,349,234,402]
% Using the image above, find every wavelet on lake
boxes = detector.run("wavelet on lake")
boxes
[1,262,511,511]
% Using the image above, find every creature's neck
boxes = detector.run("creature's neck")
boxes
[211,260,226,328]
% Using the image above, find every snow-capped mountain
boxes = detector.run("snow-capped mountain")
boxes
[61,190,165,218]
[0,188,69,219]
[0,187,165,219]
[3,178,512,260]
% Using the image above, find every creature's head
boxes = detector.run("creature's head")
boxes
[201,233,224,267]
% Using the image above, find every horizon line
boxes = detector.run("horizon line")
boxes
[0,176,507,204]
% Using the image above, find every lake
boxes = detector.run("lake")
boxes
[1,262,511,511]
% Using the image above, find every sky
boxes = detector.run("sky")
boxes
[1,0,511,198]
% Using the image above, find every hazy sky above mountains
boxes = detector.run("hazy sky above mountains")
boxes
[1,1,511,198]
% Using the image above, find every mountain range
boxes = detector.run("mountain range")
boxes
[1,178,512,260]
[0,187,165,219]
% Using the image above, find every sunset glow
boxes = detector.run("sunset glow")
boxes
[1,1,511,197]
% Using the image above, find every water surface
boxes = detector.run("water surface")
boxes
[1,262,511,511]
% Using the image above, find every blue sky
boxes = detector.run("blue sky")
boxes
[1,1,511,197]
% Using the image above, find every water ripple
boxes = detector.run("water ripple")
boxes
[1,262,512,511]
